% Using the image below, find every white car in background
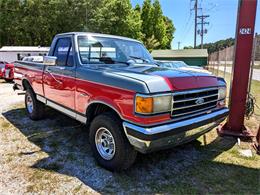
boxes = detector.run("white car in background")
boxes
[22,56,44,63]
[156,60,212,74]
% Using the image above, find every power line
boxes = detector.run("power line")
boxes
[177,3,193,46]
[178,10,194,47]
[181,18,194,44]
[179,5,193,36]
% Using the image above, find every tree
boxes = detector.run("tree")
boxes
[0,0,175,49]
[134,4,141,12]
[90,0,142,40]
[195,38,235,53]
[0,0,102,47]
[140,0,174,50]
[0,0,22,46]
[144,35,160,52]
[183,46,194,49]
[140,0,153,39]
[151,0,168,48]
[164,16,175,49]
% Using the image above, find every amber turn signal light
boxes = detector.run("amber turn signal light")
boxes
[135,96,153,114]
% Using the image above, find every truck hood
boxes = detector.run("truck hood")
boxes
[109,64,218,92]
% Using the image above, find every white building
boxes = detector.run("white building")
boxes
[0,46,49,63]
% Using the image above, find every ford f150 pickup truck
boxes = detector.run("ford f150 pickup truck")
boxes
[13,32,229,171]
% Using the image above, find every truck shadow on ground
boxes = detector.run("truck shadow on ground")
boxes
[2,107,259,194]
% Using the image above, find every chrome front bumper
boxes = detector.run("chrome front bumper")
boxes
[123,108,229,153]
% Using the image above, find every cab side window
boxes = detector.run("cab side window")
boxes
[53,38,74,66]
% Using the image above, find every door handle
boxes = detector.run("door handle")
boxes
[80,93,87,97]
[45,70,63,84]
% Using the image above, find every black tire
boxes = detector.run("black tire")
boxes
[89,112,137,171]
[25,89,45,120]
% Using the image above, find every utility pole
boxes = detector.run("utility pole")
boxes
[197,15,209,49]
[193,0,198,48]
[218,0,257,138]
[178,42,181,50]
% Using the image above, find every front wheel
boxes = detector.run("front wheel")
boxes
[25,89,45,120]
[89,112,137,171]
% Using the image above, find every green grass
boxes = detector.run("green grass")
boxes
[210,68,260,119]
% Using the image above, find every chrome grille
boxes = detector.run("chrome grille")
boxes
[172,88,218,118]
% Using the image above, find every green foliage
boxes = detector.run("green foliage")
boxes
[144,35,160,52]
[140,0,175,50]
[183,46,194,49]
[90,0,142,40]
[164,16,175,49]
[0,0,101,46]
[0,0,175,49]
[152,0,167,48]
[195,38,235,53]
[140,0,153,39]
[134,4,141,13]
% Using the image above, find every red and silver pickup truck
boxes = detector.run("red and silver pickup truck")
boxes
[14,32,228,171]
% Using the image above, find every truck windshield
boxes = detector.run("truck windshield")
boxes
[77,35,154,65]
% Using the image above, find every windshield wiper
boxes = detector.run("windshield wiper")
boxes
[111,60,130,65]
[129,56,149,63]
[153,61,160,67]
[88,57,130,65]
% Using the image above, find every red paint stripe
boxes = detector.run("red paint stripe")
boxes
[162,77,174,91]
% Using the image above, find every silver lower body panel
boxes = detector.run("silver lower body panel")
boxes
[123,108,229,153]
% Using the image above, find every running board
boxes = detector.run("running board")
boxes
[36,94,87,124]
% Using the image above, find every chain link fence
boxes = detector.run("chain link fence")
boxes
[207,33,260,79]
[207,33,260,121]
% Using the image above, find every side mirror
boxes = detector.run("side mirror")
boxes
[43,56,57,66]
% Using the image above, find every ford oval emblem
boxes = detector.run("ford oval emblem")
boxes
[195,98,204,105]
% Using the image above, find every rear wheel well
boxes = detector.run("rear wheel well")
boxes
[86,103,121,125]
[22,79,32,91]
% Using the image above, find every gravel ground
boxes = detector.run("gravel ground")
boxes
[0,80,259,194]
[0,81,24,113]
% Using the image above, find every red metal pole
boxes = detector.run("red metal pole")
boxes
[218,0,257,137]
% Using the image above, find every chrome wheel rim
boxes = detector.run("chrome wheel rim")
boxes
[95,127,115,160]
[26,95,33,113]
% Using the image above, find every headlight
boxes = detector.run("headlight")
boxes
[135,94,172,115]
[218,87,227,100]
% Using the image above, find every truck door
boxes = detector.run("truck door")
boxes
[43,36,76,111]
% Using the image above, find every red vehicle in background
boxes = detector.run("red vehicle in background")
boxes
[0,61,14,82]
[0,61,7,78]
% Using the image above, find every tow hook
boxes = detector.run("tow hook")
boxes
[13,84,25,95]
[13,84,18,91]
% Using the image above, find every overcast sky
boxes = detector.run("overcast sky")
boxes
[131,0,260,49]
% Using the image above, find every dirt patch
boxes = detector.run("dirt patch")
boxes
[0,82,24,113]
